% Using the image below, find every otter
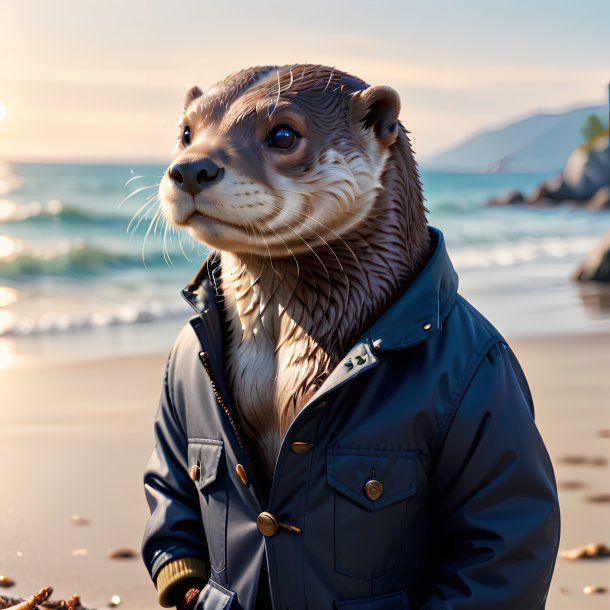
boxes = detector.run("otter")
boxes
[159,64,431,478]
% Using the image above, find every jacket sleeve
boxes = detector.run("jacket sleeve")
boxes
[421,341,560,610]
[141,352,209,606]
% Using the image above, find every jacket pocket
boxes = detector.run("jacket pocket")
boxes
[334,590,410,610]
[188,439,227,575]
[327,448,417,579]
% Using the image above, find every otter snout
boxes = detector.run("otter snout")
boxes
[168,157,223,196]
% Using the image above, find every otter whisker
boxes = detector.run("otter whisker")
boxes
[250,220,285,347]
[266,196,351,276]
[273,224,334,317]
[323,67,336,92]
[124,173,164,187]
[177,226,193,263]
[118,183,160,209]
[162,218,175,268]
[259,217,300,299]
[141,206,163,269]
[152,204,166,237]
[127,193,160,235]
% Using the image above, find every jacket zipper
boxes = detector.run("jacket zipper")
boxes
[198,350,248,455]
[197,350,268,509]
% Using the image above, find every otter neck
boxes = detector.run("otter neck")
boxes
[219,132,431,478]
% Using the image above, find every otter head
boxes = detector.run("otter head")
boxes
[159,64,418,257]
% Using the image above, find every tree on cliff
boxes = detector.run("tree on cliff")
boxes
[580,113,609,147]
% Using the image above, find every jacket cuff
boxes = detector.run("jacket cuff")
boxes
[155,557,208,608]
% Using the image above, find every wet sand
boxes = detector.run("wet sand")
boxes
[0,332,609,609]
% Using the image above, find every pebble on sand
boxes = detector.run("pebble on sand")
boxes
[583,585,608,595]
[0,576,15,588]
[106,548,137,560]
[560,543,610,560]
[585,493,610,504]
[109,595,121,607]
[558,455,608,466]
[557,480,587,491]
[70,515,90,526]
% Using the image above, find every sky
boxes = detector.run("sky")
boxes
[0,0,609,163]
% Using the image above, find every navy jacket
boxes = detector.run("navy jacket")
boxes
[142,227,560,610]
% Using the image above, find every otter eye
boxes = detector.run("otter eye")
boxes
[268,125,299,150]
[182,125,191,147]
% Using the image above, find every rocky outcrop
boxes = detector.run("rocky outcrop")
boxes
[487,136,610,210]
[574,230,610,282]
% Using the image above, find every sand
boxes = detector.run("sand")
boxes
[0,332,609,609]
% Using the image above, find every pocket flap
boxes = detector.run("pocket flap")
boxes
[327,448,417,510]
[188,438,223,490]
[334,590,410,609]
[195,579,237,610]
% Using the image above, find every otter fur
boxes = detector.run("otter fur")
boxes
[159,64,431,478]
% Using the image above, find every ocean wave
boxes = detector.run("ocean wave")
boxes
[428,199,478,215]
[0,301,188,338]
[0,198,129,225]
[0,237,189,277]
[449,236,598,269]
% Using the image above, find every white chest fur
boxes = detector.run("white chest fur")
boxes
[220,252,331,479]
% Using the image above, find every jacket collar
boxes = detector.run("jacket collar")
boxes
[362,226,458,349]
[181,226,458,352]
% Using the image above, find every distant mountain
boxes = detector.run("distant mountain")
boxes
[421,104,607,173]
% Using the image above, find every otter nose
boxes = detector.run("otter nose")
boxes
[169,158,223,195]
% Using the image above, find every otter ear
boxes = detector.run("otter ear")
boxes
[183,85,203,111]
[349,86,401,146]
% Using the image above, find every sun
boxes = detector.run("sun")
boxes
[0,101,7,123]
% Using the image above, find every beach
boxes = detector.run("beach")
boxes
[0,330,609,610]
[1,161,610,608]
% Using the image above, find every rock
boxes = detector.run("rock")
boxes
[107,547,137,560]
[573,231,610,282]
[583,585,608,595]
[108,596,121,607]
[526,175,564,203]
[560,542,610,560]
[486,136,610,208]
[0,577,14,589]
[70,514,90,526]
[585,493,610,504]
[486,189,525,206]
[555,136,610,200]
[557,480,587,490]
[587,185,610,210]
[557,454,608,466]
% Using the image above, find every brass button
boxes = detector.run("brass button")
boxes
[423,322,433,331]
[235,463,249,487]
[290,442,314,454]
[189,463,200,482]
[364,477,384,501]
[257,512,279,537]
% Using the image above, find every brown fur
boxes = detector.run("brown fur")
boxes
[159,64,431,477]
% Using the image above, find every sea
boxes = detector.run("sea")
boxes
[1,160,610,369]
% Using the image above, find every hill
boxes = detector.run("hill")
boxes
[421,104,607,173]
